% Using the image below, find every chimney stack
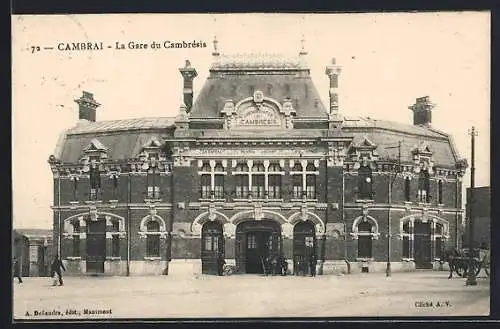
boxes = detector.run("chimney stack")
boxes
[409,96,434,127]
[325,58,342,114]
[179,60,198,113]
[75,91,100,122]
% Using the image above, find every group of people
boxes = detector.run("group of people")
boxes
[12,254,66,286]
[294,254,317,277]
[262,255,289,276]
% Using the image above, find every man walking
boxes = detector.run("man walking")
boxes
[13,257,22,284]
[51,254,66,286]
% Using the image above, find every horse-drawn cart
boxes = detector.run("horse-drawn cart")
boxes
[447,248,490,278]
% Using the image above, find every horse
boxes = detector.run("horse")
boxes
[441,247,467,279]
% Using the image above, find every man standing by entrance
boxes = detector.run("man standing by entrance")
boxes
[309,253,317,277]
[13,257,22,284]
[51,254,66,286]
[216,253,225,276]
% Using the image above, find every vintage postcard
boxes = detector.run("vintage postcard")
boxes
[11,12,490,320]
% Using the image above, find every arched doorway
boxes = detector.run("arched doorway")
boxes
[86,217,106,274]
[293,221,316,275]
[235,220,281,274]
[414,220,432,269]
[201,221,224,275]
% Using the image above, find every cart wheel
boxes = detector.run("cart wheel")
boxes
[455,265,466,277]
[474,262,481,276]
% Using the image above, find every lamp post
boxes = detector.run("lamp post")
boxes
[385,141,402,277]
[466,127,478,286]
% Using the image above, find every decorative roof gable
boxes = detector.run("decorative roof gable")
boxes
[83,138,108,153]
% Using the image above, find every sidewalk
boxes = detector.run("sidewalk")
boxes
[13,271,490,319]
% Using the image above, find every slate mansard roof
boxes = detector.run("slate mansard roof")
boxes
[189,53,328,119]
[51,52,462,169]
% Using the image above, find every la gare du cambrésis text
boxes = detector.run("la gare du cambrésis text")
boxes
[57,40,207,51]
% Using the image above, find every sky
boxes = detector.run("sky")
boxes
[12,12,490,229]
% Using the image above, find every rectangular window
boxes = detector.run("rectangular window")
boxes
[306,175,316,199]
[236,175,249,198]
[90,169,101,201]
[72,179,78,201]
[268,175,281,199]
[112,235,120,257]
[204,236,213,251]
[147,186,161,199]
[252,175,265,198]
[403,236,410,258]
[305,236,314,248]
[73,235,80,257]
[112,176,119,199]
[147,171,160,199]
[435,237,443,259]
[247,235,257,249]
[212,236,219,252]
[146,235,160,257]
[200,174,211,199]
[404,178,411,201]
[214,175,224,199]
[358,236,372,258]
[292,175,303,199]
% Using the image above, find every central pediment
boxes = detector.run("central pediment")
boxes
[221,90,296,130]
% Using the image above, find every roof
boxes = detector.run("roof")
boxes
[189,53,327,119]
[14,229,52,239]
[66,117,176,135]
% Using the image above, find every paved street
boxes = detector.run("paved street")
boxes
[13,271,489,320]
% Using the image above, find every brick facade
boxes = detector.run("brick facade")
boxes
[49,53,467,276]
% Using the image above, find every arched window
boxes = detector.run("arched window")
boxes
[268,163,282,199]
[357,221,373,258]
[404,177,411,202]
[146,221,160,257]
[214,163,225,199]
[252,163,265,198]
[235,163,249,198]
[358,165,373,200]
[437,180,443,204]
[418,169,430,202]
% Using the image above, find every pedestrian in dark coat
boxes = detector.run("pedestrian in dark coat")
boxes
[280,256,288,276]
[13,258,22,283]
[51,254,66,286]
[309,254,317,277]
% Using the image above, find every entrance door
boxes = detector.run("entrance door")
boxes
[414,221,432,269]
[86,219,106,274]
[293,221,316,275]
[201,221,224,275]
[235,220,281,274]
